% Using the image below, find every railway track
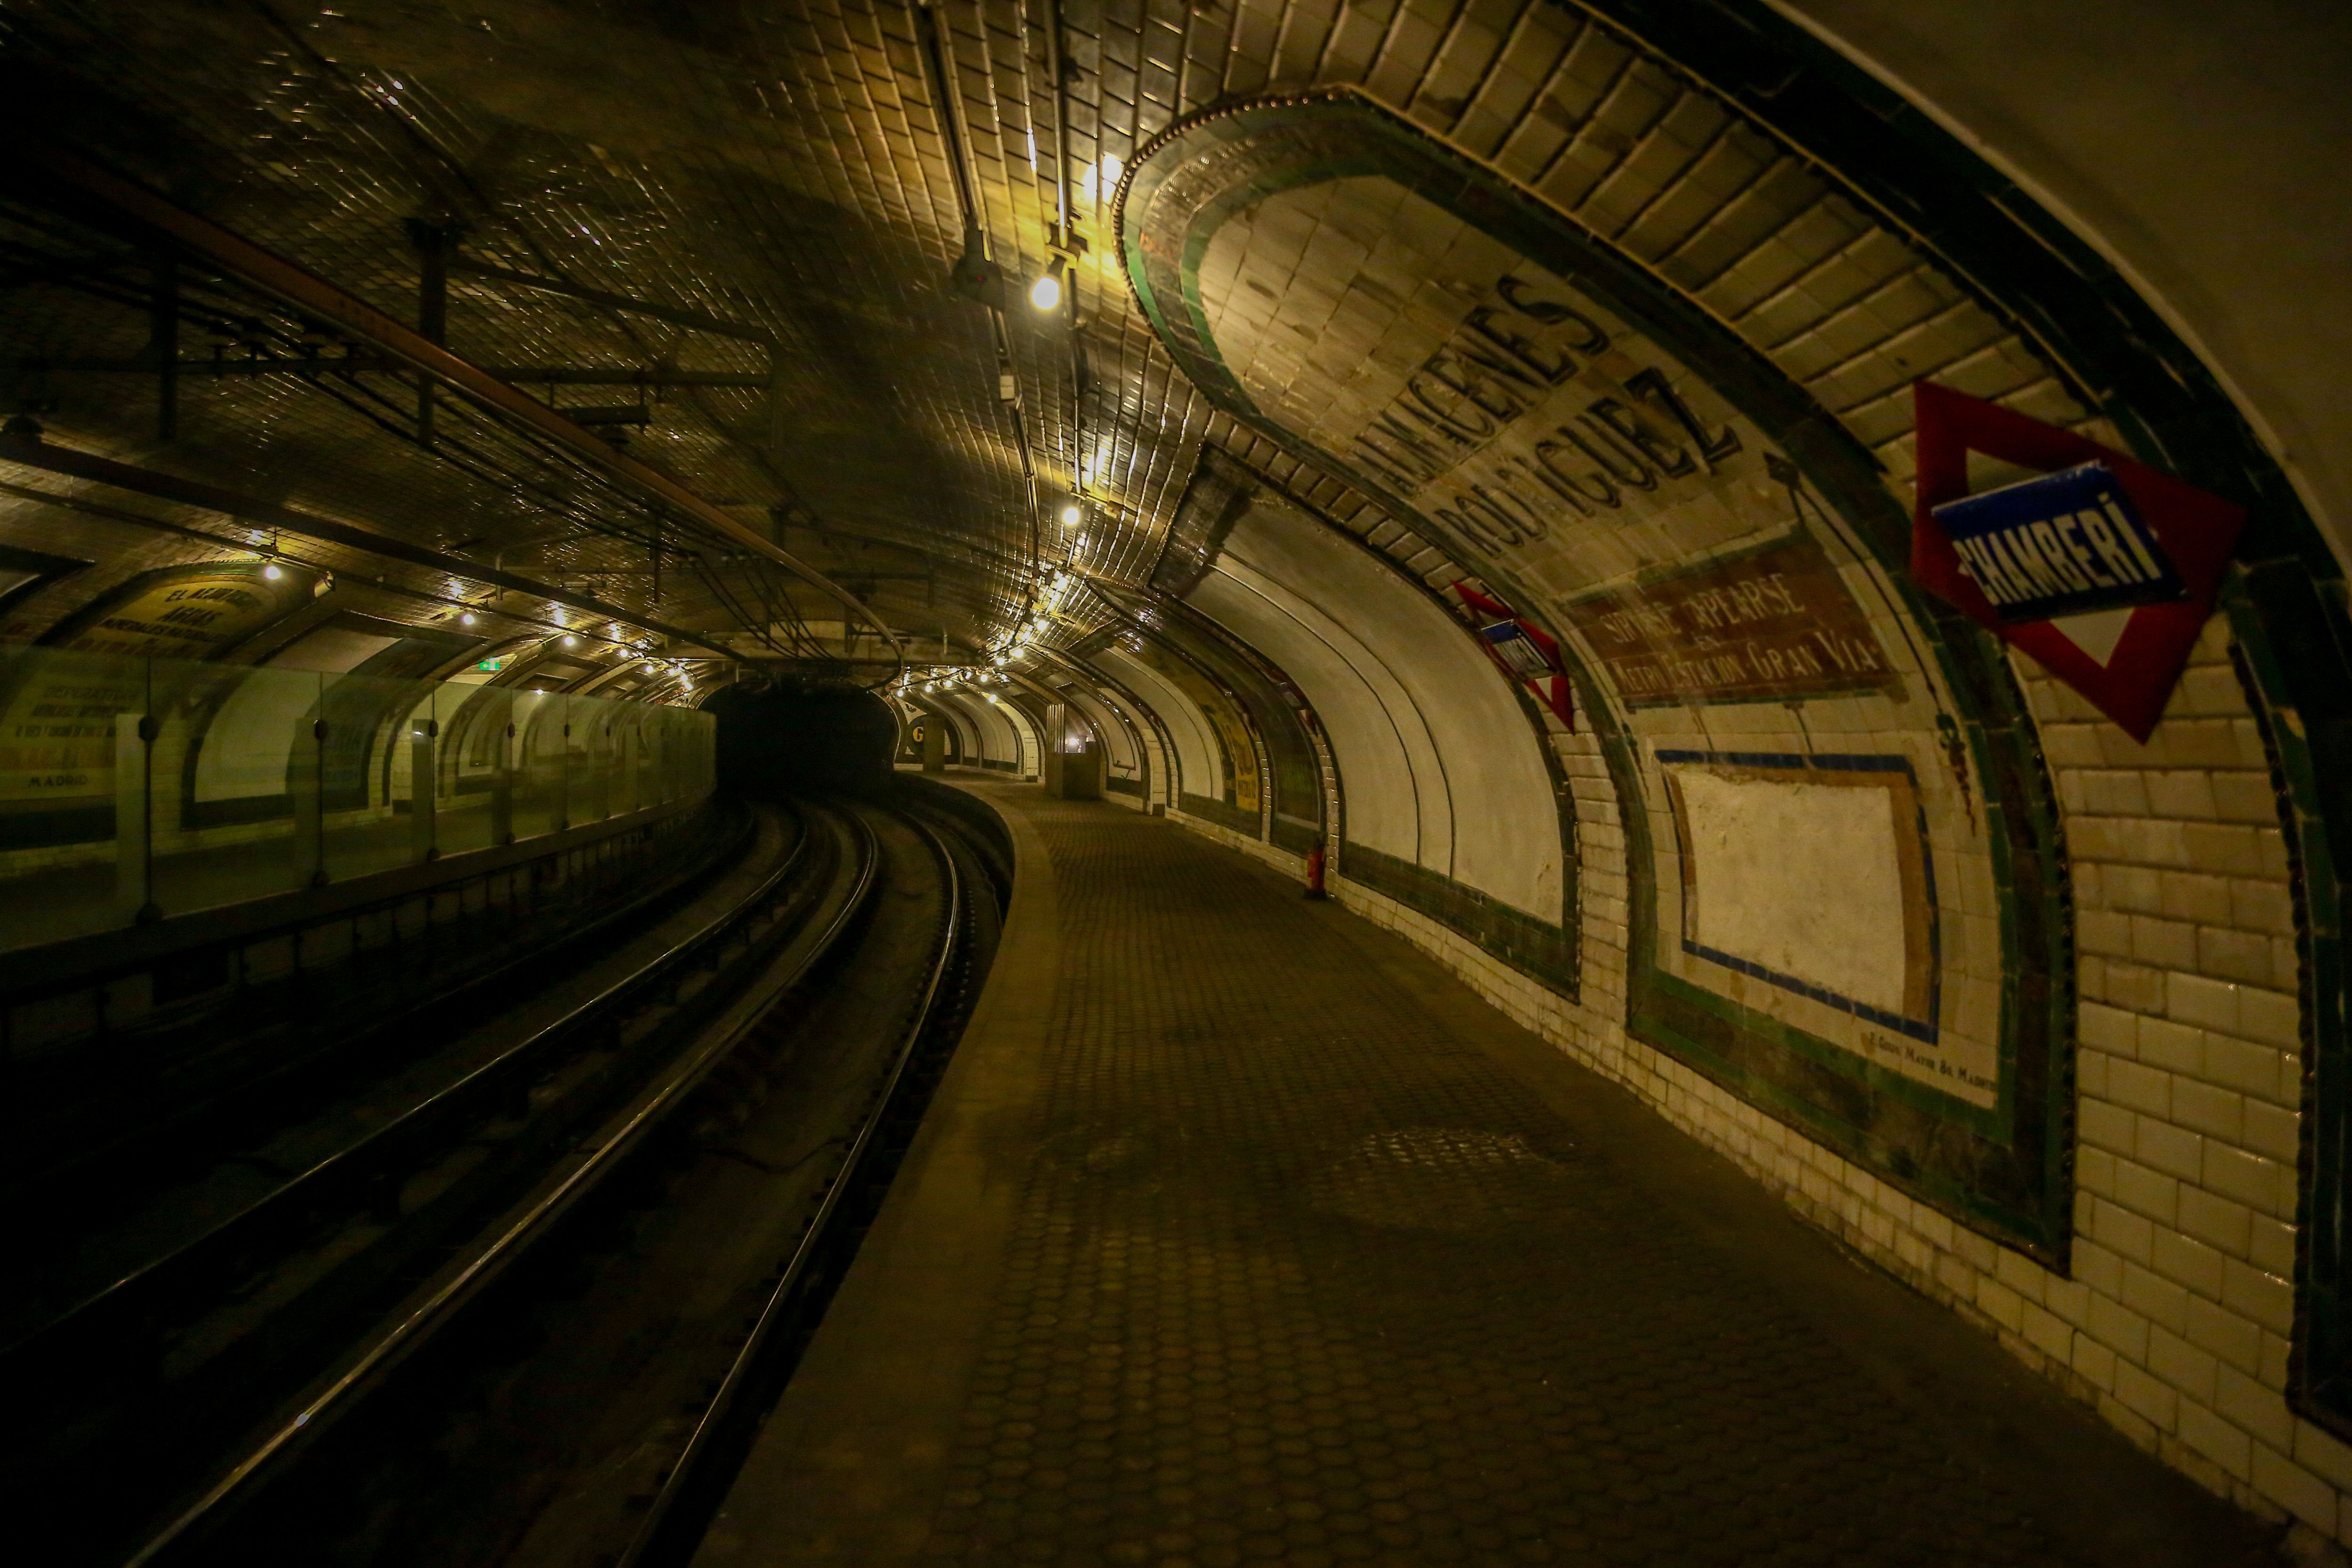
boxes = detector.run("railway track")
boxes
[7,782,1007,1568]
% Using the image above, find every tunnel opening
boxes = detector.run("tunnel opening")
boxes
[706,677,899,797]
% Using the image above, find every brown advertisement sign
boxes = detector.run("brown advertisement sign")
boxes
[1562,533,1898,706]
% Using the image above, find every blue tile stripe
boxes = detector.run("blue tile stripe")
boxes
[1656,747,1940,1044]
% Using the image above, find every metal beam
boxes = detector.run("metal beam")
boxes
[411,221,451,442]
[0,476,618,644]
[447,254,795,465]
[0,427,742,661]
[0,356,773,387]
[13,138,902,673]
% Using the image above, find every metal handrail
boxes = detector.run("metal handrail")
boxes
[1,800,721,1053]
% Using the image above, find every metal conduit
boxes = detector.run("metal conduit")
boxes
[11,136,907,679]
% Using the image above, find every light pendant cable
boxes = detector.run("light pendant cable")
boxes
[912,0,1045,645]
[1043,0,1089,560]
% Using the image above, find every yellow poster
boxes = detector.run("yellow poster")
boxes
[1135,642,1260,812]
[0,564,319,808]
[49,562,315,660]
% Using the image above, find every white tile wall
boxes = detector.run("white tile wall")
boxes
[1167,610,2335,1544]
[1141,2,2338,1542]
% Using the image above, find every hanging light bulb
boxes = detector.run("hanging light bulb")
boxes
[460,611,477,627]
[262,562,284,581]
[1029,255,1065,312]
[563,634,578,647]
[1060,502,1082,527]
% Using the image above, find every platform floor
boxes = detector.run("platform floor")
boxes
[697,783,2280,1568]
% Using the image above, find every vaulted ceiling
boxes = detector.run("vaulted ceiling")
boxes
[0,0,2323,703]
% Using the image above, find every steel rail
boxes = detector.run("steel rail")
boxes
[0,428,738,661]
[617,804,968,1568]
[10,138,905,677]
[1,808,786,1369]
[116,803,883,1568]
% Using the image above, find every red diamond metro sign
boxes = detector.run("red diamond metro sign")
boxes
[1909,382,2246,742]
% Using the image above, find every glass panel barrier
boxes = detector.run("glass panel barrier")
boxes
[0,644,712,953]
[507,691,558,843]
[320,670,435,886]
[0,645,148,947]
[435,680,502,859]
[151,659,323,920]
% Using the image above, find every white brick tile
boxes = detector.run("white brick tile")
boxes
[2218,1362,2298,1451]
[2298,1425,2352,1497]
[2149,1326,2220,1408]
[2184,1292,2264,1375]
[2254,1441,2339,1530]
[2121,1259,2193,1337]
[2222,1258,2296,1337]
[2151,1228,2229,1302]
[2179,1397,2255,1481]
[2136,1119,2205,1184]
[2073,1332,2119,1392]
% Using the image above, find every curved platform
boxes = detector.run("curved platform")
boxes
[697,780,2275,1568]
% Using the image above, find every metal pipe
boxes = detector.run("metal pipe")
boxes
[1043,0,1087,519]
[914,0,1044,610]
[11,137,903,673]
[149,251,177,441]
[412,221,449,443]
[0,428,743,661]
[1041,0,1073,246]
[445,256,776,345]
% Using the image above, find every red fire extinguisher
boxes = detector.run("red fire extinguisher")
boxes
[1304,841,1328,900]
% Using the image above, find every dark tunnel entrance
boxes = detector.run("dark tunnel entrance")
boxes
[705,679,898,796]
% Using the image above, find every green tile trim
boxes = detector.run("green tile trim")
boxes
[1271,813,1321,855]
[2229,575,2352,1439]
[1180,792,1260,838]
[1341,839,1578,994]
[1193,448,1583,1004]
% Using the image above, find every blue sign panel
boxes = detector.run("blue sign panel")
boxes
[1929,462,2184,623]
[1480,619,1554,677]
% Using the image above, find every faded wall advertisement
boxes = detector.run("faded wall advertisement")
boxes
[1563,535,1897,705]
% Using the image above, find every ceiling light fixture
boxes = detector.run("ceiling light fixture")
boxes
[262,562,283,581]
[1060,502,1082,527]
[1029,255,1066,312]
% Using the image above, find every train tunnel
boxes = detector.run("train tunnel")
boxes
[0,1,2345,1563]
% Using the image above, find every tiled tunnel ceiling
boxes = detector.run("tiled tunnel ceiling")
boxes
[0,0,2106,677]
